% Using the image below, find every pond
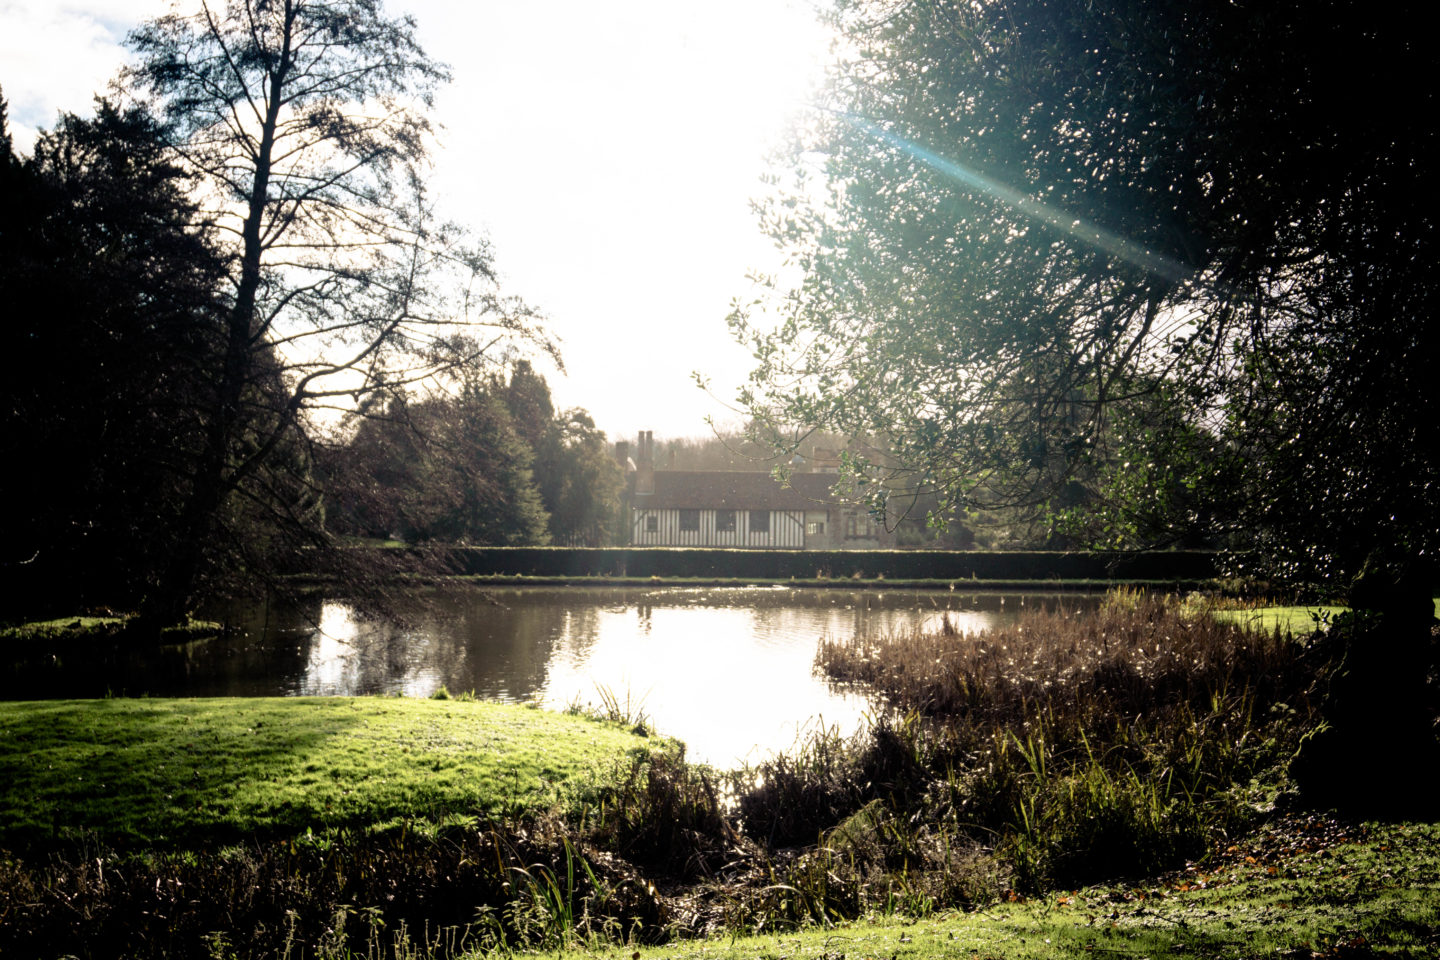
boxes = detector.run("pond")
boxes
[3,586,1091,767]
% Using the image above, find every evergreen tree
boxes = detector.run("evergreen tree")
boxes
[0,101,230,614]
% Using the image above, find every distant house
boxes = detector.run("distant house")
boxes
[620,431,889,550]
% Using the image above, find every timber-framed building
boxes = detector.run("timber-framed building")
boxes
[620,431,890,550]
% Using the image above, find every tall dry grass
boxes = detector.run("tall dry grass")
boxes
[819,591,1308,724]
[733,592,1329,902]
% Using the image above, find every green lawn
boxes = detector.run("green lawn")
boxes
[0,697,653,849]
[1212,604,1348,635]
[1214,597,1440,636]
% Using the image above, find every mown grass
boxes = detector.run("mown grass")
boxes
[1210,597,1440,636]
[0,697,652,849]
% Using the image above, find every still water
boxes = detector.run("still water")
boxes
[3,587,1081,767]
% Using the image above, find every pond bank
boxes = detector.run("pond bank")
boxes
[1,593,1437,958]
[0,697,652,851]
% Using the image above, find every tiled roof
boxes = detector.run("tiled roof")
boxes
[636,471,844,510]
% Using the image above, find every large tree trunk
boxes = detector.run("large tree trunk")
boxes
[1290,552,1439,816]
[136,20,290,632]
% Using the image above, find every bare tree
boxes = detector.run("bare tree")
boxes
[120,0,555,623]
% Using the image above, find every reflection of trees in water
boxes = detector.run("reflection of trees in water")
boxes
[0,588,1104,704]
[447,591,586,700]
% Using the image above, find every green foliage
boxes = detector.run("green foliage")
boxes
[327,360,623,548]
[0,101,228,615]
[733,0,1438,589]
[533,409,626,547]
[329,384,550,545]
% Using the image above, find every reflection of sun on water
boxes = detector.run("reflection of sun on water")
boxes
[303,602,360,694]
[540,602,877,768]
[292,589,1028,769]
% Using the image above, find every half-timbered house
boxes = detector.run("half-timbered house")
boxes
[623,431,889,549]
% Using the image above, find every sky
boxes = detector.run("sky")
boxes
[0,0,833,441]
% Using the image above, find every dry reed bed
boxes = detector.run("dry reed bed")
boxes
[818,592,1311,724]
[733,594,1330,901]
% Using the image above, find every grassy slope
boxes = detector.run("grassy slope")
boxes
[0,697,651,849]
[585,821,1439,960]
[1215,598,1440,636]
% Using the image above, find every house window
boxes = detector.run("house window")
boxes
[716,509,736,532]
[749,510,770,533]
[645,515,659,533]
[846,512,874,539]
[806,521,825,536]
[679,509,700,531]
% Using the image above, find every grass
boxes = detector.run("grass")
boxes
[0,615,223,644]
[0,697,653,849]
[1213,603,1347,634]
[1210,597,1440,636]
[575,820,1440,959]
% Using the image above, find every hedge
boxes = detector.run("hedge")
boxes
[432,547,1219,582]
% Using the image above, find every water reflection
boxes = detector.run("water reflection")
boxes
[1,586,1090,767]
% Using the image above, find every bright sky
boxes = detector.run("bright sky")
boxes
[0,0,831,440]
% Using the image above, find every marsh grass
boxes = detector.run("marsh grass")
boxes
[731,592,1329,918]
[567,818,1440,960]
[0,811,672,958]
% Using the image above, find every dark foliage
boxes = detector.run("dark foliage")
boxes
[0,100,227,615]
[734,0,1438,591]
[323,362,622,547]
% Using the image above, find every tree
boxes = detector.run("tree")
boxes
[327,385,550,545]
[734,0,1438,813]
[494,362,623,546]
[0,98,234,614]
[119,0,553,623]
[533,410,624,547]
[733,0,1437,591]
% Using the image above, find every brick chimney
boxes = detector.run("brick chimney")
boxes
[635,430,655,496]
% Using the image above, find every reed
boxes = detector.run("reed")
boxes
[731,591,1327,914]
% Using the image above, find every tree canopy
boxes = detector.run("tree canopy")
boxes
[733,0,1437,589]
[325,361,623,548]
[2,1,569,623]
[1,99,232,611]
[116,0,553,620]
